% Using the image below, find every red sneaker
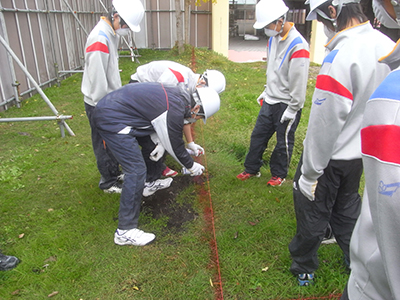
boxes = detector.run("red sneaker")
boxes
[236,171,261,181]
[267,176,285,186]
[162,166,178,177]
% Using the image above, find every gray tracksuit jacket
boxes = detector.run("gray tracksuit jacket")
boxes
[263,23,310,115]
[301,22,394,182]
[81,18,121,107]
[347,41,400,300]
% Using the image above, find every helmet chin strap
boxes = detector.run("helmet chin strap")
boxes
[111,12,116,31]
[191,91,201,108]
[277,14,287,34]
[316,7,339,30]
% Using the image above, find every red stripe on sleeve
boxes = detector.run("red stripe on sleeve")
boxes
[361,125,400,164]
[316,74,353,101]
[168,68,185,83]
[86,42,109,54]
[290,49,310,60]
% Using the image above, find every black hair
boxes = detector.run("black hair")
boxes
[107,8,128,28]
[316,1,368,31]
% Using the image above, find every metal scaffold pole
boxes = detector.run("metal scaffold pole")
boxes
[0,34,75,137]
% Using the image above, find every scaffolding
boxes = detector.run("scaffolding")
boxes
[0,0,214,136]
[0,0,140,137]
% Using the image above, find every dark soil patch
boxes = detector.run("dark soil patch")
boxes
[141,175,199,233]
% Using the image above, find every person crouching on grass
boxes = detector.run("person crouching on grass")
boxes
[93,82,220,246]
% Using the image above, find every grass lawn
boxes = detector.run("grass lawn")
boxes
[0,47,350,299]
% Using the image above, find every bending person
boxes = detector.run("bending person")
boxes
[93,83,220,246]
[129,61,225,196]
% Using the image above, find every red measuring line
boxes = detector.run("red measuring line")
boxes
[194,121,224,300]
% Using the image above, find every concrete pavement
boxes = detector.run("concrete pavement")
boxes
[228,35,267,63]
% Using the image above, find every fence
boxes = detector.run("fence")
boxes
[0,0,212,111]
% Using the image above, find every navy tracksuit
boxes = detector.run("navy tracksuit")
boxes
[93,82,194,229]
[244,102,301,178]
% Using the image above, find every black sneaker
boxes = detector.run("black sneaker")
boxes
[0,253,19,271]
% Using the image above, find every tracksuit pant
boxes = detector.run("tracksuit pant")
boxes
[244,102,301,178]
[289,155,362,274]
[85,103,121,190]
[137,135,165,183]
[97,130,147,229]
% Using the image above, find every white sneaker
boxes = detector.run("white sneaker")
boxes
[114,228,155,246]
[143,178,173,197]
[103,183,122,194]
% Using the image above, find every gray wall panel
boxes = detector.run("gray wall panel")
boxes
[0,0,212,111]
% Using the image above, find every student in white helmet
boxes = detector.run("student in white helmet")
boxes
[288,0,395,286]
[129,61,226,188]
[341,0,400,298]
[237,0,310,187]
[93,83,220,246]
[82,0,145,194]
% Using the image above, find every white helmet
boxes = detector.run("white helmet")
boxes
[305,0,360,21]
[196,87,220,124]
[305,0,329,20]
[202,70,226,94]
[373,0,400,29]
[253,0,289,29]
[113,0,145,32]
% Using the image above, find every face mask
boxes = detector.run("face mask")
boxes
[264,23,280,37]
[264,28,280,37]
[116,28,130,36]
[372,0,400,29]
[323,25,336,40]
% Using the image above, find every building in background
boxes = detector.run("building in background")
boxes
[1,0,392,111]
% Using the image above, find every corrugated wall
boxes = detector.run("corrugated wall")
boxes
[0,0,212,111]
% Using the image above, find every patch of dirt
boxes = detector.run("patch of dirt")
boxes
[141,175,199,233]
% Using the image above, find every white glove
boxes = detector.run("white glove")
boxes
[186,148,196,156]
[187,142,204,156]
[257,90,267,106]
[298,175,318,201]
[280,108,297,123]
[149,143,165,162]
[188,162,205,176]
[150,133,160,144]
